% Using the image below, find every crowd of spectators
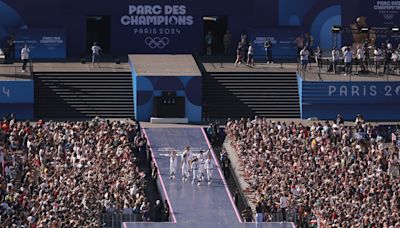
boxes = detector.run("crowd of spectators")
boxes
[226,116,400,227]
[0,116,150,227]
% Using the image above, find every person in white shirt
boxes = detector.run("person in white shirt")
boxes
[299,46,309,71]
[205,152,214,185]
[169,150,178,180]
[21,44,30,73]
[198,150,206,182]
[279,193,288,222]
[332,47,340,74]
[373,46,383,73]
[181,152,189,182]
[91,42,102,68]
[0,48,4,64]
[247,42,254,67]
[343,47,353,75]
[190,155,201,185]
[356,45,366,72]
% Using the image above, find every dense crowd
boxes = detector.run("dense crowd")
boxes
[226,116,400,227]
[0,116,149,227]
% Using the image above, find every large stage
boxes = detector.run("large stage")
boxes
[124,127,294,228]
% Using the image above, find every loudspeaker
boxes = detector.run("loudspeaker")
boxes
[80,58,86,64]
[115,58,120,64]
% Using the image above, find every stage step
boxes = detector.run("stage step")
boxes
[34,72,134,119]
[203,72,300,118]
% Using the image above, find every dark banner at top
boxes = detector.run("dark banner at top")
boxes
[116,4,201,53]
[360,1,400,26]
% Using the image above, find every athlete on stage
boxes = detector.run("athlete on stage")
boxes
[181,152,190,182]
[205,152,214,185]
[198,150,207,182]
[182,146,193,178]
[190,155,201,186]
[169,150,178,180]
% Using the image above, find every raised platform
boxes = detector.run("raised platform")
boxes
[129,54,201,77]
[202,62,400,82]
[0,62,130,80]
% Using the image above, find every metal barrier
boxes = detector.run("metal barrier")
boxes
[100,213,143,228]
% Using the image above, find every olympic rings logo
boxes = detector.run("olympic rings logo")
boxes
[145,37,170,49]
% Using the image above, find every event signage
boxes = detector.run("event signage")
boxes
[120,5,194,50]
[14,29,66,59]
[303,82,400,103]
[300,79,400,120]
[371,1,400,25]
[250,28,302,60]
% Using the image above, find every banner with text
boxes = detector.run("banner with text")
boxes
[15,29,66,59]
[119,4,200,53]
[300,78,400,120]
[359,1,400,44]
[250,28,302,60]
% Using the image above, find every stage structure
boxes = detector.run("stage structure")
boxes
[129,55,202,123]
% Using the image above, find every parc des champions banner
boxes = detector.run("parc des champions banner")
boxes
[118,4,201,53]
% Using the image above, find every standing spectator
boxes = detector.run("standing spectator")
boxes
[240,32,248,62]
[247,42,254,67]
[205,31,213,56]
[384,40,393,73]
[233,188,240,207]
[264,39,273,63]
[20,44,30,73]
[363,39,370,69]
[220,152,231,179]
[279,193,288,222]
[374,45,383,73]
[332,47,340,74]
[91,42,102,68]
[255,201,264,228]
[164,200,170,222]
[336,113,344,125]
[6,34,15,63]
[207,123,216,144]
[304,32,314,56]
[293,34,304,55]
[315,46,323,69]
[235,42,243,67]
[154,200,163,222]
[299,46,309,71]
[241,206,253,222]
[240,32,247,45]
[223,30,232,55]
[343,46,353,76]
[356,45,366,72]
[151,164,158,191]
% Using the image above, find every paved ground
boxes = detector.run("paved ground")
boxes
[0,62,130,77]
[124,127,294,228]
[2,60,399,82]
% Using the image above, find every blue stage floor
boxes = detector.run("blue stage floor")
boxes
[124,128,294,228]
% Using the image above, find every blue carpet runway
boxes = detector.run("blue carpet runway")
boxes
[124,127,294,228]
